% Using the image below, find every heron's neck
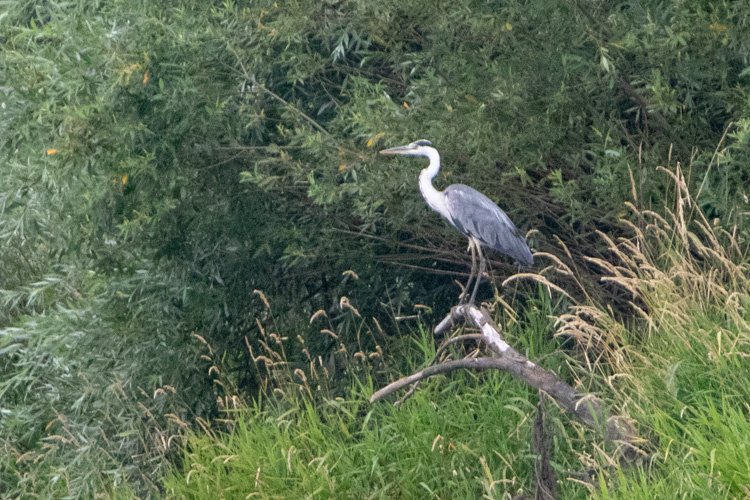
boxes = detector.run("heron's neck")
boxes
[418,148,450,220]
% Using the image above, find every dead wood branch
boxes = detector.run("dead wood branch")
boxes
[371,304,642,459]
[534,393,557,500]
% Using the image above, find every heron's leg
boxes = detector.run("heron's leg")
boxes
[459,238,478,304]
[469,244,486,305]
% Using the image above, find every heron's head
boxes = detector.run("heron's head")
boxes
[380,139,435,157]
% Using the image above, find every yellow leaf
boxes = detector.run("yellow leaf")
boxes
[122,175,128,185]
[143,71,149,84]
[366,132,386,148]
[505,22,512,31]
[338,164,347,171]
[46,148,57,155]
[403,102,409,109]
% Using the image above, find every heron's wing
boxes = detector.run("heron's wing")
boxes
[443,184,533,266]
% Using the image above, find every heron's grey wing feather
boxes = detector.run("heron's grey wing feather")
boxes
[443,184,533,266]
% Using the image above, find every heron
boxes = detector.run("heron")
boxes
[380,140,532,304]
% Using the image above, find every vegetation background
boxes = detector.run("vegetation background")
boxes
[2,0,750,498]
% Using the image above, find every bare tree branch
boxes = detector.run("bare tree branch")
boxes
[534,393,557,500]
[394,335,483,407]
[372,303,643,458]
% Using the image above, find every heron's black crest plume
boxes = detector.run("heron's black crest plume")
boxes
[414,140,433,147]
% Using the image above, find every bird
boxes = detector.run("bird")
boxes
[380,139,532,304]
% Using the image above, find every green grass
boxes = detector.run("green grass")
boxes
[596,307,750,499]
[163,295,598,499]
[166,382,547,499]
[163,291,750,500]
[164,177,750,499]
[596,398,750,499]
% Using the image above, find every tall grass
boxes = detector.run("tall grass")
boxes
[544,161,750,497]
[165,163,750,498]
[164,290,593,499]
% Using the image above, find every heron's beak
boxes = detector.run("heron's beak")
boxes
[379,145,414,155]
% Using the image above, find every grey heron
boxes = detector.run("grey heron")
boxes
[380,140,532,304]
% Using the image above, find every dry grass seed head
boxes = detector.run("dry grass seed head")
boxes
[502,273,571,299]
[253,289,270,309]
[309,309,327,323]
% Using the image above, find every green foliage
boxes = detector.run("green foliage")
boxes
[2,0,750,497]
[0,265,213,498]
[166,169,750,499]
[164,295,590,499]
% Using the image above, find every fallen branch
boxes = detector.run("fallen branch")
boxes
[371,304,642,459]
